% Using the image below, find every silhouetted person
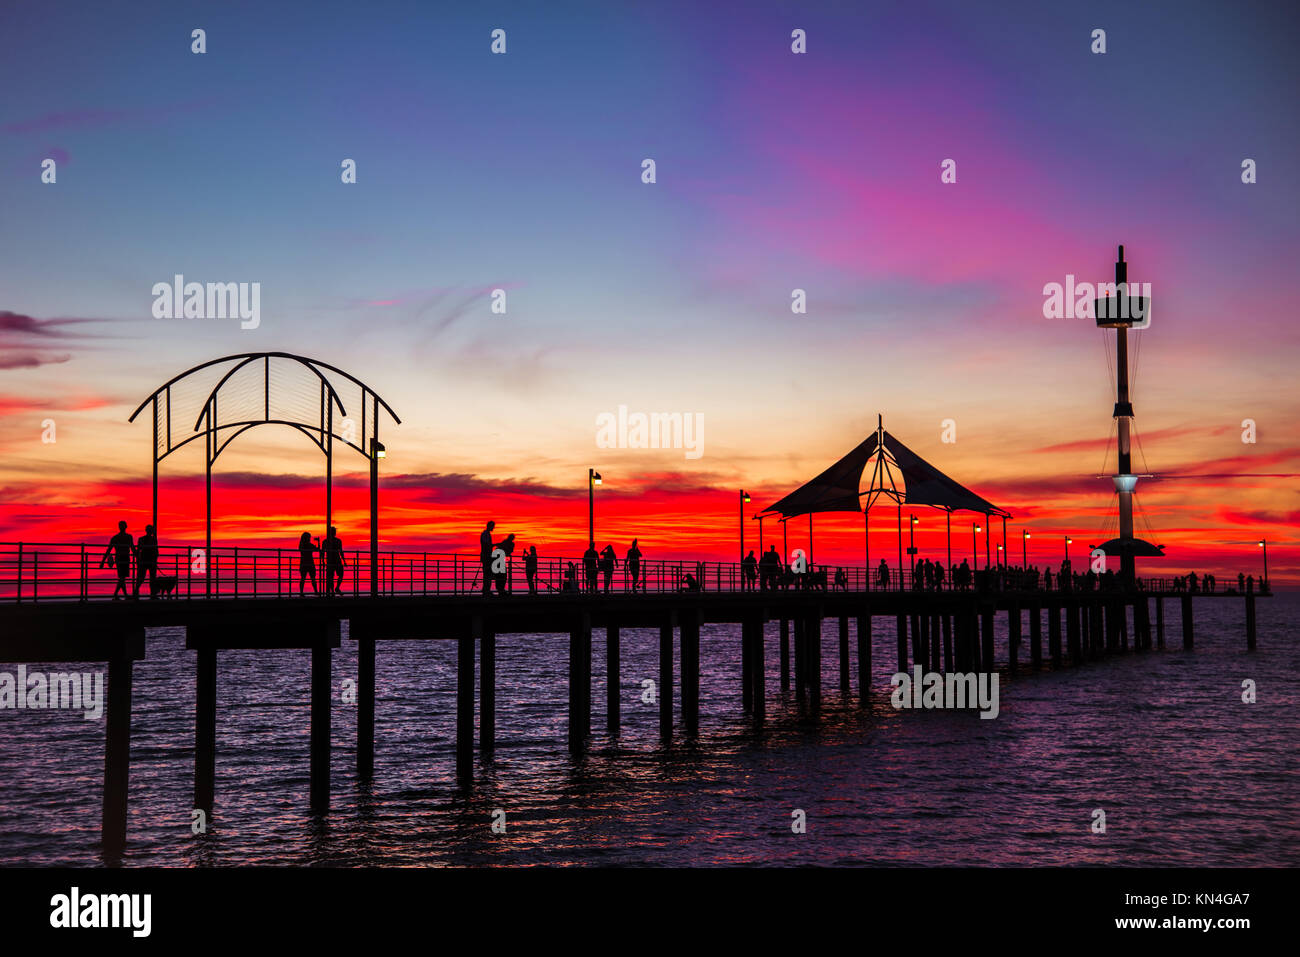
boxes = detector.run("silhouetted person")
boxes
[760,546,779,592]
[1188,571,1199,593]
[742,550,758,591]
[494,533,516,595]
[563,562,578,593]
[525,545,539,594]
[958,559,971,591]
[134,524,159,598]
[101,521,133,600]
[583,543,599,594]
[479,521,496,596]
[682,571,700,591]
[297,532,320,595]
[1247,574,1254,594]
[877,558,890,590]
[834,567,848,591]
[323,526,345,596]
[599,544,617,593]
[934,561,945,591]
[626,539,643,592]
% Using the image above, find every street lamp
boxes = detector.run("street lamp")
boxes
[972,523,981,567]
[908,514,919,580]
[1065,536,1072,564]
[1022,529,1030,567]
[588,469,602,547]
[370,439,385,598]
[997,542,1004,568]
[1259,539,1268,591]
[740,490,751,564]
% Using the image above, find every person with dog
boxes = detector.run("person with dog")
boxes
[134,524,159,598]
[298,532,320,595]
[101,521,134,600]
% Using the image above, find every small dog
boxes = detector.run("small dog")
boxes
[153,575,179,598]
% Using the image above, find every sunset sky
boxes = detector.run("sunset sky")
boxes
[1,0,1296,582]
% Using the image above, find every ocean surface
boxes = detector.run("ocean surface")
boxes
[1,593,1296,867]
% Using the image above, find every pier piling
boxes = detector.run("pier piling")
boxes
[1008,604,1021,674]
[606,623,620,735]
[1030,603,1042,668]
[103,651,135,857]
[309,636,332,812]
[568,612,591,752]
[839,616,850,695]
[194,645,217,816]
[681,609,701,736]
[1181,595,1194,649]
[857,609,871,702]
[457,626,475,777]
[779,618,790,692]
[1246,594,1256,651]
[480,618,495,757]
[659,613,674,740]
[980,605,994,671]
[357,636,375,777]
[1048,603,1061,665]
[1066,603,1081,665]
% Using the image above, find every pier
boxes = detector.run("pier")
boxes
[0,543,1270,857]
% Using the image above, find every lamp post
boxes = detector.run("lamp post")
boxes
[740,490,751,564]
[588,469,602,547]
[1064,535,1072,564]
[984,517,991,570]
[972,523,980,567]
[1022,529,1030,567]
[997,543,1003,568]
[908,514,918,580]
[1259,539,1268,590]
[370,438,385,598]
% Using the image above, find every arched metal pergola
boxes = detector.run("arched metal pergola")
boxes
[128,352,400,595]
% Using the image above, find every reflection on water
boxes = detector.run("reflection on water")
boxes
[1,595,1296,866]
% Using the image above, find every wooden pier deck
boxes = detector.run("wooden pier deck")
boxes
[0,565,1272,858]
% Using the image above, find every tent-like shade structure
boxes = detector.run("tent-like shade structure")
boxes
[1094,537,1165,557]
[759,425,1008,519]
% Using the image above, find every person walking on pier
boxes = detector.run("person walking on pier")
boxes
[524,545,539,594]
[323,527,346,596]
[583,542,599,594]
[877,558,890,590]
[599,544,618,593]
[101,521,134,600]
[297,532,320,595]
[934,561,945,591]
[134,524,159,598]
[743,550,758,591]
[626,539,643,592]
[479,521,496,596]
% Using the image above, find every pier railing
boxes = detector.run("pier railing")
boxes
[0,541,1269,603]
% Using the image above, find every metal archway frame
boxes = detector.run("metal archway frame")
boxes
[129,352,400,594]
